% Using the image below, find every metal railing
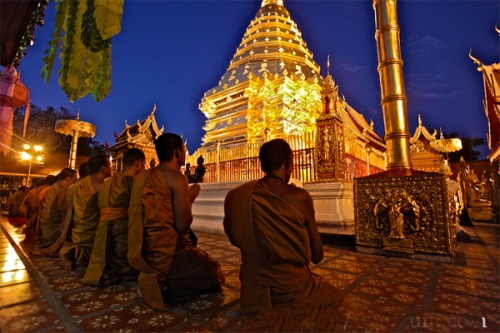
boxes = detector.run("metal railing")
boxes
[186,130,384,184]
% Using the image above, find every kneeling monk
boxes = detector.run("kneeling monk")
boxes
[60,155,111,268]
[224,139,343,332]
[82,148,145,286]
[128,133,224,310]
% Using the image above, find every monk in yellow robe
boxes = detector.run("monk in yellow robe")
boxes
[60,156,111,268]
[33,169,77,252]
[128,133,224,310]
[224,139,343,332]
[83,149,145,286]
[34,163,89,257]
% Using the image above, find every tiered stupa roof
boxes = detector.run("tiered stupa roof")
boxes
[204,0,321,99]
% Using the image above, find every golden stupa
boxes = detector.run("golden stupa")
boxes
[199,0,323,147]
[190,0,386,183]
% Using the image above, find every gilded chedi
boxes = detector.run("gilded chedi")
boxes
[192,0,385,183]
[199,0,322,146]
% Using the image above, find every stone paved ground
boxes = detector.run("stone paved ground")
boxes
[0,216,499,333]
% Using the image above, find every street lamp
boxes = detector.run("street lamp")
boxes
[20,144,43,186]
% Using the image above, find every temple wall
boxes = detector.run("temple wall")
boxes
[190,180,355,235]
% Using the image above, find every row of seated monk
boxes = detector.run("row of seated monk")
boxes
[22,134,343,330]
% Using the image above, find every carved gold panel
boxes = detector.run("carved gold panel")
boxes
[354,172,456,257]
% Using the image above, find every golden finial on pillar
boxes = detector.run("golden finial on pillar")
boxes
[327,54,330,75]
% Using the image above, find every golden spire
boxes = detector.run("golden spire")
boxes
[261,0,283,7]
[327,54,330,75]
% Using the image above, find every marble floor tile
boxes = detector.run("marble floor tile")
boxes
[0,300,60,332]
[312,267,359,290]
[218,255,242,268]
[322,246,346,257]
[204,305,242,332]
[321,258,374,274]
[354,277,426,306]
[59,284,139,317]
[432,290,499,318]
[177,322,212,333]
[78,303,187,333]
[440,265,499,282]
[469,279,500,299]
[385,258,434,272]
[466,258,494,269]
[337,253,382,264]
[436,275,475,295]
[222,270,241,289]
[37,263,72,278]
[373,265,431,284]
[0,281,42,307]
[29,255,65,268]
[46,274,88,294]
[179,287,240,315]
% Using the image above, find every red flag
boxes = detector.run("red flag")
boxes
[104,140,109,149]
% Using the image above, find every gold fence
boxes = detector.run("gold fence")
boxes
[187,131,382,184]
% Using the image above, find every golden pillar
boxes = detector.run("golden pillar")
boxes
[373,0,412,170]
[354,0,456,261]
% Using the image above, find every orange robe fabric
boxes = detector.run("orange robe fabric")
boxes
[24,187,40,225]
[39,186,63,242]
[60,177,99,268]
[224,180,343,332]
[128,168,224,310]
[82,174,138,286]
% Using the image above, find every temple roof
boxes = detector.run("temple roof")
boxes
[0,0,47,67]
[108,105,164,151]
[410,114,461,154]
[472,58,500,120]
[204,0,322,99]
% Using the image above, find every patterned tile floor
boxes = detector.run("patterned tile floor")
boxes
[0,216,498,333]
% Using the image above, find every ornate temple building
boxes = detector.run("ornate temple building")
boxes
[191,0,386,182]
[106,105,163,172]
[409,115,461,173]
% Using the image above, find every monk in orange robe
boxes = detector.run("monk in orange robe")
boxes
[8,186,29,217]
[32,169,77,254]
[128,133,224,310]
[83,149,145,286]
[224,139,343,332]
[60,156,111,268]
[23,179,43,226]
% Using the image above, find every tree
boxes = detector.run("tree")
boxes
[11,104,105,157]
[443,132,486,163]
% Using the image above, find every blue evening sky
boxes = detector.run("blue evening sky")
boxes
[12,0,500,157]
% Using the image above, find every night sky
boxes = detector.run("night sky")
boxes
[11,0,500,157]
